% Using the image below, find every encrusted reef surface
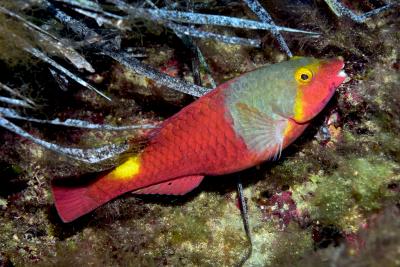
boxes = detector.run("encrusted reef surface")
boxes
[0,1,399,266]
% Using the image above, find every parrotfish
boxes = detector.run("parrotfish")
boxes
[52,57,347,222]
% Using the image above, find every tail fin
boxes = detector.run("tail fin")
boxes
[52,175,139,223]
[52,184,100,223]
[52,156,142,223]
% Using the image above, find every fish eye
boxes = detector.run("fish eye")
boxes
[295,67,313,84]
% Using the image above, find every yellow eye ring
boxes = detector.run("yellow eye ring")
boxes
[295,67,313,84]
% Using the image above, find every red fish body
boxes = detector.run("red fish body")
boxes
[53,57,347,222]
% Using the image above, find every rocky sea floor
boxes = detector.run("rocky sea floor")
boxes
[0,0,399,266]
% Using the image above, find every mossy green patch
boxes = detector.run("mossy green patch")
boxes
[292,156,399,231]
[167,210,210,245]
[269,223,313,266]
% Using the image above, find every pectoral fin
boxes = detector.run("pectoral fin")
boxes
[234,102,288,159]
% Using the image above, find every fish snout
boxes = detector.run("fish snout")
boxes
[323,57,347,88]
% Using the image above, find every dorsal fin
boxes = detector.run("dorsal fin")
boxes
[234,102,287,158]
[132,175,204,195]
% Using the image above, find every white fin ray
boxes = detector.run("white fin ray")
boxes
[234,102,287,159]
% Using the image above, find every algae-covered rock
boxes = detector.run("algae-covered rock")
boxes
[292,156,399,232]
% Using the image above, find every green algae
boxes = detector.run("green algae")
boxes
[292,155,398,231]
[269,223,313,267]
[35,192,248,266]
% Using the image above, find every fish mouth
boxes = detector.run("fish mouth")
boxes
[329,57,348,87]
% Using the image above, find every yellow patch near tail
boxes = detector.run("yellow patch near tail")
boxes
[109,156,141,180]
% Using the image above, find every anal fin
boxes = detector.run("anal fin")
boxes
[132,175,204,195]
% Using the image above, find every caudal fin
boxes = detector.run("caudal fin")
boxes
[52,183,102,223]
[52,173,139,223]
[52,156,142,222]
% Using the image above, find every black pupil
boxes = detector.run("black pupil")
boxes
[301,73,309,80]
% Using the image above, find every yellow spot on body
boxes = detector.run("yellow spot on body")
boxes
[110,156,140,180]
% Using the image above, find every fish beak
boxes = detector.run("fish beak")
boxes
[326,57,348,87]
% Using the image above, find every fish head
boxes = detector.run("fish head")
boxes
[290,57,347,123]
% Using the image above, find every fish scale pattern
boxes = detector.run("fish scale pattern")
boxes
[55,93,250,222]
[136,88,257,187]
